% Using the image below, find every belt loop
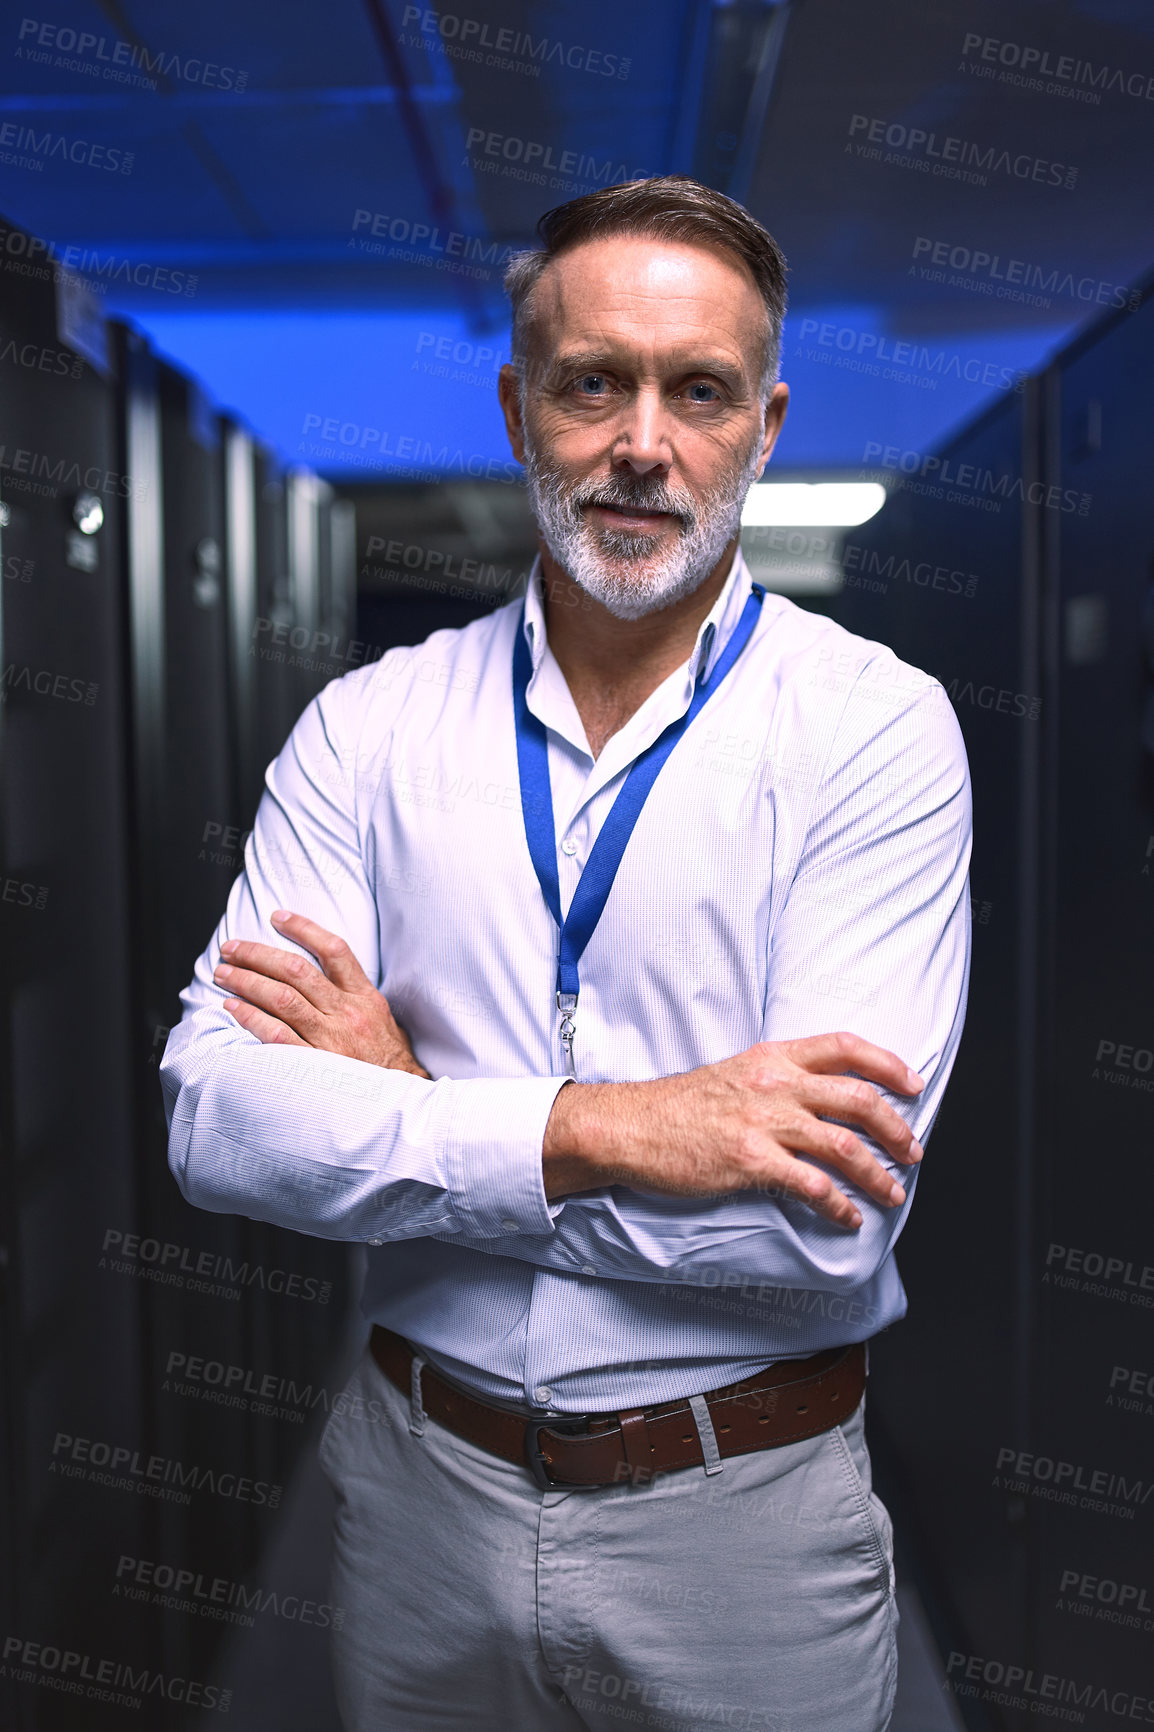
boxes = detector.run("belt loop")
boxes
[688,1395,724,1476]
[618,1409,657,1486]
[409,1354,427,1438]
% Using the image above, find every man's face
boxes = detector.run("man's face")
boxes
[499,235,789,620]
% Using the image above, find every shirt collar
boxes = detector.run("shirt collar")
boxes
[520,544,754,697]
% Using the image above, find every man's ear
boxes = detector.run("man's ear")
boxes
[756,381,790,478]
[498,364,527,465]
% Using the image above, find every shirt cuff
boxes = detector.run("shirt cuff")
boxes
[440,1075,571,1239]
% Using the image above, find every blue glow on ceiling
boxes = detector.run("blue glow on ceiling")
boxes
[774,304,1068,466]
[124,299,1069,477]
[125,305,517,478]
[5,0,1146,478]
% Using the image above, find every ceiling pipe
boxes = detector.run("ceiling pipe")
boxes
[728,0,799,206]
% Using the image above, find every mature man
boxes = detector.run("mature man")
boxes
[161,176,971,1731]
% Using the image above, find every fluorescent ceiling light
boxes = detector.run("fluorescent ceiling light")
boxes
[741,481,886,528]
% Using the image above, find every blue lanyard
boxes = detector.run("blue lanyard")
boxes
[512,580,766,1076]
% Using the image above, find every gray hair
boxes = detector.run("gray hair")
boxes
[503,175,789,401]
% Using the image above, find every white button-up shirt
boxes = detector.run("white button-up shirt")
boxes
[161,548,972,1413]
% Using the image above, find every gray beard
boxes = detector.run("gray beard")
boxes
[521,433,764,622]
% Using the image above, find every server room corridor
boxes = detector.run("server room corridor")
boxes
[3,3,1154,1730]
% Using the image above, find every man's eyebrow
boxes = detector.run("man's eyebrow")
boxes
[541,349,622,380]
[544,349,750,388]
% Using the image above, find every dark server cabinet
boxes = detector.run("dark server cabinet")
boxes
[218,421,359,1431]
[115,330,356,1711]
[155,357,238,967]
[115,326,273,1694]
[835,389,1041,1688]
[1025,291,1154,1693]
[0,239,148,1726]
[836,286,1154,1723]
[243,458,358,1454]
[3,235,355,1726]
[223,430,352,815]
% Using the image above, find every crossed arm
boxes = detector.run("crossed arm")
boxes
[215,908,925,1233]
[162,665,971,1291]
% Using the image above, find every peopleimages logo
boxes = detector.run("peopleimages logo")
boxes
[846,114,1078,190]
[796,316,1026,393]
[0,441,147,500]
[911,236,1141,313]
[350,207,515,271]
[946,1650,1154,1724]
[399,6,631,79]
[960,32,1154,103]
[994,1443,1154,1520]
[0,223,198,296]
[298,413,520,482]
[462,128,655,195]
[100,1227,333,1303]
[1057,1566,1154,1633]
[862,442,1091,517]
[163,1348,387,1426]
[51,1430,282,1508]
[1046,1241,1154,1289]
[0,122,132,174]
[114,1554,345,1631]
[15,18,249,92]
[2,1636,230,1714]
[842,542,980,600]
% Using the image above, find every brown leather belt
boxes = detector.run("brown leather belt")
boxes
[370,1325,866,1489]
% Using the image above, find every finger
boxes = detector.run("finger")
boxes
[748,1152,863,1230]
[797,1072,922,1166]
[269,910,373,994]
[214,966,327,1042]
[215,942,338,1014]
[222,997,307,1047]
[783,1030,925,1097]
[763,1110,907,1212]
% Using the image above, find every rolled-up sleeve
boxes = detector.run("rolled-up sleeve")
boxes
[160,663,568,1243]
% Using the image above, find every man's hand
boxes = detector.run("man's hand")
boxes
[542,1032,926,1230]
[213,910,432,1080]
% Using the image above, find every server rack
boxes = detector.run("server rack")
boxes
[835,387,1042,1695]
[0,249,147,1728]
[1,208,358,1726]
[217,432,360,1505]
[1027,290,1154,1692]
[113,324,359,1712]
[834,280,1154,1723]
[287,467,358,715]
[115,325,277,1693]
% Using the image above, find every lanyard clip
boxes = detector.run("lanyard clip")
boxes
[556,990,578,1079]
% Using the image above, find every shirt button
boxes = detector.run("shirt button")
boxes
[582,1265,596,1276]
[367,1239,382,1247]
[501,1218,520,1231]
[534,1385,553,1405]
[560,838,578,856]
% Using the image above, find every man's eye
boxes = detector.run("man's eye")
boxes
[574,374,609,395]
[684,382,720,403]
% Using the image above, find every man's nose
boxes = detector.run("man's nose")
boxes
[611,387,671,474]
